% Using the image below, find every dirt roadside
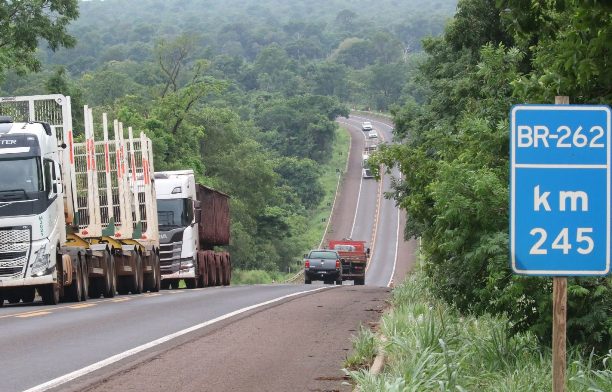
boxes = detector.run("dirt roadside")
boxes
[64,286,390,392]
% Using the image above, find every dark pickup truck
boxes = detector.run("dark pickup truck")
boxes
[304,249,342,285]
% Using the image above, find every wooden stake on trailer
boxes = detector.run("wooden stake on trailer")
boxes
[552,95,569,392]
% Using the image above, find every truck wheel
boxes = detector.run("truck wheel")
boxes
[65,258,83,302]
[226,254,232,285]
[40,283,60,305]
[133,253,144,294]
[209,253,216,286]
[0,291,4,307]
[22,287,36,303]
[152,254,161,292]
[222,253,230,286]
[335,278,342,286]
[202,253,209,287]
[143,254,160,292]
[103,251,116,298]
[80,257,89,301]
[354,278,365,285]
[215,254,223,286]
[185,278,197,289]
[305,278,311,284]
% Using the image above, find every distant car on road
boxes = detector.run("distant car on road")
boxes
[304,249,342,285]
[362,167,374,178]
[368,129,378,139]
[361,121,372,131]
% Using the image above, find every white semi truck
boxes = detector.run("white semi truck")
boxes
[0,94,160,305]
[155,170,231,289]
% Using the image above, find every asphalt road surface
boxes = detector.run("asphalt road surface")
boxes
[0,114,417,392]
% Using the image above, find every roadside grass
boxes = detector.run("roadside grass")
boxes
[345,268,612,391]
[301,125,351,251]
[345,326,378,370]
[231,269,293,285]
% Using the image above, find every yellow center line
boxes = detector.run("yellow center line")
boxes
[69,303,96,309]
[0,290,175,319]
[15,311,51,318]
[110,297,131,302]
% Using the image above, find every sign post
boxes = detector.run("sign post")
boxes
[510,97,611,392]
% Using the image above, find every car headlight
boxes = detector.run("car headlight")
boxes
[31,244,50,277]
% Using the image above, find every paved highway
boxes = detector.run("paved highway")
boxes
[0,114,416,392]
[336,115,414,287]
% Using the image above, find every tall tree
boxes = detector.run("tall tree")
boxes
[0,0,79,77]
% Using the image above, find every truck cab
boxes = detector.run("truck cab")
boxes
[154,170,198,288]
[0,117,65,298]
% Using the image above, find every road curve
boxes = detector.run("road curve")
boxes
[338,114,417,287]
[0,114,416,392]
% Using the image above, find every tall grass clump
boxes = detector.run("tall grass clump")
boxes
[345,326,378,370]
[346,270,612,391]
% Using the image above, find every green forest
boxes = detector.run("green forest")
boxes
[1,0,610,367]
[0,0,456,274]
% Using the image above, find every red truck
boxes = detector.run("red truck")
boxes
[328,240,369,285]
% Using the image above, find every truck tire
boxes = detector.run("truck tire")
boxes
[335,277,342,285]
[219,253,226,286]
[203,253,210,287]
[305,277,311,284]
[215,254,223,286]
[185,278,197,289]
[103,251,116,298]
[144,254,160,292]
[197,251,207,288]
[354,278,365,285]
[152,253,161,292]
[40,283,60,305]
[132,253,143,294]
[0,291,4,307]
[208,253,217,286]
[222,253,230,286]
[65,257,83,302]
[80,256,89,301]
[226,253,232,285]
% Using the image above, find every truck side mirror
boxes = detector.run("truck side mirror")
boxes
[366,248,371,255]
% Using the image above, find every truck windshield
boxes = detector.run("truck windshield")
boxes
[0,157,43,198]
[157,198,193,229]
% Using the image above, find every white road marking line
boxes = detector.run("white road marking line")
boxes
[388,199,401,288]
[22,286,333,392]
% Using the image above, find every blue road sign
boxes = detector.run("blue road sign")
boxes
[510,105,611,276]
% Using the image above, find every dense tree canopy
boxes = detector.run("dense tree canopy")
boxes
[0,0,78,75]
[374,0,611,354]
